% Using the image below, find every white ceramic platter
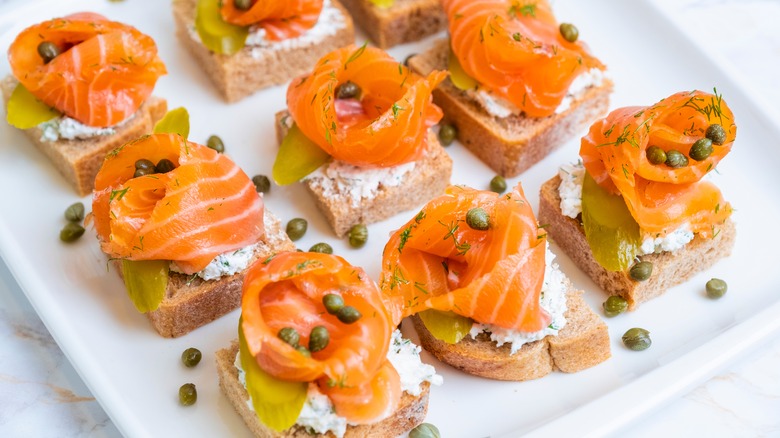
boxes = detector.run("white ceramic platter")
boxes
[1,0,779,436]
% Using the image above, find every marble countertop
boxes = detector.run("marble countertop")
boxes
[1,0,779,437]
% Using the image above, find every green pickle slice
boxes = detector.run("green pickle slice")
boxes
[448,49,478,91]
[153,107,190,139]
[581,172,642,272]
[122,259,169,313]
[368,0,394,7]
[239,317,307,431]
[273,122,331,185]
[195,0,249,55]
[6,84,60,129]
[419,309,473,344]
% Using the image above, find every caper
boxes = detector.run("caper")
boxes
[278,327,300,346]
[322,293,345,314]
[409,423,441,438]
[179,383,197,406]
[705,124,727,145]
[64,202,85,223]
[37,41,61,64]
[466,207,490,230]
[664,149,688,168]
[295,345,311,357]
[645,146,667,165]
[233,0,252,11]
[206,135,225,153]
[335,81,361,100]
[286,218,308,241]
[602,295,628,317]
[705,278,728,299]
[559,23,579,43]
[156,158,175,173]
[336,305,362,324]
[348,224,368,248]
[403,53,417,67]
[309,242,333,254]
[629,261,652,281]
[60,222,85,243]
[252,175,271,193]
[490,175,507,194]
[133,167,155,178]
[622,328,652,351]
[438,124,457,146]
[308,326,330,353]
[181,347,202,367]
[689,138,713,161]
[134,159,155,171]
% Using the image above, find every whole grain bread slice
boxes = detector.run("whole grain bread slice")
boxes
[114,210,295,338]
[275,111,453,237]
[411,288,610,381]
[172,0,355,103]
[1,76,167,196]
[216,340,431,438]
[538,175,737,310]
[338,0,446,48]
[408,39,613,178]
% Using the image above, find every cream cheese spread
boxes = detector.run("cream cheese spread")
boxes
[235,330,441,437]
[468,67,606,118]
[245,0,347,57]
[556,161,695,253]
[305,160,416,207]
[468,246,569,355]
[38,115,128,142]
[170,243,260,281]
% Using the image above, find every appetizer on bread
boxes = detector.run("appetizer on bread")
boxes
[380,184,610,381]
[274,44,453,236]
[2,12,167,196]
[539,90,737,309]
[172,0,354,102]
[216,251,440,437]
[408,0,612,177]
[91,127,294,337]
[338,0,447,48]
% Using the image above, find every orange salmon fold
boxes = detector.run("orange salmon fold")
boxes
[92,133,264,274]
[443,0,604,117]
[287,45,447,167]
[240,252,400,424]
[8,12,166,128]
[221,0,324,41]
[381,184,551,333]
[580,90,736,236]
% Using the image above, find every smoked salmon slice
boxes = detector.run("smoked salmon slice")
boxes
[221,0,324,41]
[380,184,551,333]
[443,0,604,117]
[580,90,736,236]
[8,12,166,128]
[287,44,447,167]
[240,252,401,424]
[92,133,264,274]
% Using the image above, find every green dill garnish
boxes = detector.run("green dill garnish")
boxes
[344,42,368,70]
[508,2,537,18]
[110,187,129,202]
[438,220,471,255]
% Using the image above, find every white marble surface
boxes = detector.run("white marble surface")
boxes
[1,0,779,437]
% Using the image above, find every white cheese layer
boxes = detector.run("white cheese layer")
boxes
[556,161,695,254]
[170,243,260,281]
[245,0,347,57]
[305,160,416,207]
[235,330,441,438]
[468,67,606,118]
[468,246,568,355]
[38,115,129,142]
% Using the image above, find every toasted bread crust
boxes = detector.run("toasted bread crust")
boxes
[538,175,737,309]
[114,211,295,338]
[1,76,167,196]
[275,111,452,237]
[216,341,431,438]
[411,288,610,381]
[408,39,613,178]
[338,0,446,48]
[172,0,355,102]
